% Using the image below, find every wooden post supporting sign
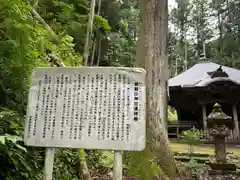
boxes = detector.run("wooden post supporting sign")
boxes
[113,151,123,180]
[43,148,55,180]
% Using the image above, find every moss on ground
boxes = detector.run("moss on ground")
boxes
[171,142,240,156]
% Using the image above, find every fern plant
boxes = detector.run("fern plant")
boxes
[0,108,43,180]
[181,127,203,156]
[124,149,166,179]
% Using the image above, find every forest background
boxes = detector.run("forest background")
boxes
[0,0,240,179]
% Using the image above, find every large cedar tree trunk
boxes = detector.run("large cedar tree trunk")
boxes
[136,0,179,177]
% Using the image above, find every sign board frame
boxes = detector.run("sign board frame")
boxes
[24,67,146,151]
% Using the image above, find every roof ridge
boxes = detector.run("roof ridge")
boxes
[169,61,240,87]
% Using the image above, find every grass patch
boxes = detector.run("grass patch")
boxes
[171,143,240,156]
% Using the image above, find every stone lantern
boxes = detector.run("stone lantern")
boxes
[206,103,233,163]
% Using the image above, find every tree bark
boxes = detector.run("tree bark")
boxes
[90,0,102,67]
[83,0,96,66]
[29,8,64,67]
[97,0,102,15]
[136,0,179,177]
[95,0,102,66]
[30,8,58,40]
[96,39,102,66]
[217,8,223,53]
[90,37,96,66]
[78,149,92,180]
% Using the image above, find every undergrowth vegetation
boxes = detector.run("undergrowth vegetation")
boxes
[1,0,240,179]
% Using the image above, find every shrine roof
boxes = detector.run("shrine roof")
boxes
[168,61,240,88]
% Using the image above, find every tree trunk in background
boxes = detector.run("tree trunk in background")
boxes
[90,37,96,66]
[184,40,188,70]
[136,0,179,177]
[217,7,223,53]
[78,149,92,180]
[83,0,96,66]
[30,8,58,42]
[96,0,102,66]
[90,0,102,66]
[96,39,102,66]
[97,0,102,15]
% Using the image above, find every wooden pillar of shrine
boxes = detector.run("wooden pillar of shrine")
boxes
[176,109,181,139]
[201,103,208,139]
[232,103,239,140]
[202,104,207,132]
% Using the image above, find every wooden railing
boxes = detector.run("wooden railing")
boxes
[168,121,200,128]
[167,120,200,138]
[167,121,237,142]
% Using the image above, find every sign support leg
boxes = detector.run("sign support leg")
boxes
[43,148,55,180]
[113,150,123,180]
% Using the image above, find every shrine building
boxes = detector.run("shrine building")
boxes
[168,59,240,142]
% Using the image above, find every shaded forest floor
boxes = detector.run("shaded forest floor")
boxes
[172,142,240,180]
[93,143,240,180]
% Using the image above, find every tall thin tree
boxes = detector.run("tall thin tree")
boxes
[91,0,102,66]
[83,0,96,66]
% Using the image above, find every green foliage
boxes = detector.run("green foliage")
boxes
[125,150,166,179]
[94,15,111,34]
[178,129,204,178]
[168,106,178,122]
[99,151,114,168]
[53,149,79,179]
[169,0,240,74]
[106,32,135,66]
[0,108,44,180]
[0,0,49,113]
[52,34,82,66]
[3,0,240,179]
[181,128,203,155]
[38,0,111,54]
[86,150,114,169]
[181,128,203,145]
[101,0,139,67]
[181,127,203,145]
[184,159,202,171]
[0,0,85,179]
[183,158,204,178]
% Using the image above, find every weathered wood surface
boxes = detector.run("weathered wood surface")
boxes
[113,151,122,180]
[25,67,146,151]
[136,0,180,177]
[43,148,55,180]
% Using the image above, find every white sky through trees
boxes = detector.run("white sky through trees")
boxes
[168,0,218,42]
[169,0,176,10]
